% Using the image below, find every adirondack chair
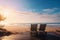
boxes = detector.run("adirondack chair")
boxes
[30,24,38,37]
[31,24,37,31]
[39,24,46,31]
[38,24,47,39]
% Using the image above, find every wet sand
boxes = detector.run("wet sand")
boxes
[0,31,60,40]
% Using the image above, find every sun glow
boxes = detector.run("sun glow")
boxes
[0,8,12,18]
[0,7,15,25]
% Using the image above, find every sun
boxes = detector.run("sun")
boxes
[0,9,10,18]
[0,7,15,25]
[0,9,10,25]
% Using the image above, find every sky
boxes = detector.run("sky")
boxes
[0,0,60,24]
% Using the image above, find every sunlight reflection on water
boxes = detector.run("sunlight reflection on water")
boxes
[1,32,30,40]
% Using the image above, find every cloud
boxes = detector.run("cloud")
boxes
[40,8,58,14]
[10,12,60,23]
[43,8,58,11]
[4,8,60,23]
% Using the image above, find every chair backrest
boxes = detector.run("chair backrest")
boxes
[31,24,37,31]
[39,24,47,31]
